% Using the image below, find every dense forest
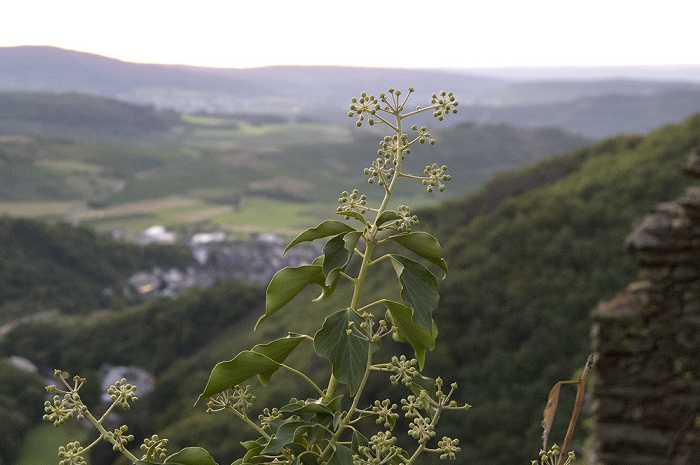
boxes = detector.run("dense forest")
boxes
[2,112,698,465]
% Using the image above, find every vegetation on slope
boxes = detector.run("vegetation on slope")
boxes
[415,113,700,464]
[0,359,45,465]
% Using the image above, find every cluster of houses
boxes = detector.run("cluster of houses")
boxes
[124,226,320,299]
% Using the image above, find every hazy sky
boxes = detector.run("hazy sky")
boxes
[2,0,698,69]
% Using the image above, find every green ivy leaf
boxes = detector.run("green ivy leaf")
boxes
[197,335,305,403]
[383,300,437,370]
[239,438,267,465]
[376,210,402,227]
[351,430,369,455]
[328,444,354,465]
[163,447,219,465]
[254,334,307,385]
[258,265,326,328]
[261,418,315,454]
[322,231,361,286]
[314,308,369,395]
[284,220,357,253]
[389,255,439,330]
[279,396,343,416]
[388,232,448,277]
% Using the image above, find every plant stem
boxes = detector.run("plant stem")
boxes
[230,406,271,439]
[279,363,326,397]
[325,111,403,402]
[83,409,139,463]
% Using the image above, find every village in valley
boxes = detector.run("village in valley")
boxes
[122,225,320,299]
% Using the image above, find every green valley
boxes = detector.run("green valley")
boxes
[0,92,588,235]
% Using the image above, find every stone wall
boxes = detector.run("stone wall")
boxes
[591,149,700,465]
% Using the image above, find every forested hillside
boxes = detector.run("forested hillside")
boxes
[417,113,700,463]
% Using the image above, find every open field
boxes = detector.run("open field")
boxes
[17,423,90,465]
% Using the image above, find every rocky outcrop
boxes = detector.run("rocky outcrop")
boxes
[591,147,700,465]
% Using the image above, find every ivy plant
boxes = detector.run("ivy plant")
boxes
[42,87,470,465]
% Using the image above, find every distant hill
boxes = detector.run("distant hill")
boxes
[2,46,700,138]
[0,92,589,233]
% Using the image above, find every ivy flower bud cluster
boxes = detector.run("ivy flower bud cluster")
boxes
[437,436,461,460]
[430,91,458,121]
[371,399,400,430]
[354,430,398,465]
[258,407,283,431]
[388,355,420,386]
[108,378,138,410]
[379,134,410,161]
[44,393,86,426]
[108,425,135,451]
[408,416,436,444]
[532,444,576,465]
[401,394,425,419]
[58,442,86,465]
[422,164,451,193]
[44,373,90,426]
[411,124,435,145]
[337,189,367,217]
[206,385,256,413]
[140,435,169,462]
[379,87,415,113]
[393,205,418,232]
[348,92,380,126]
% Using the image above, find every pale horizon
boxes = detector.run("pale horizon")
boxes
[3,0,699,71]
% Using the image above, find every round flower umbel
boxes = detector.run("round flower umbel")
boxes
[422,164,451,193]
[430,91,458,121]
[437,437,461,461]
[411,125,435,145]
[258,407,283,431]
[391,205,418,233]
[140,435,169,462]
[58,441,87,465]
[337,189,367,217]
[107,378,138,410]
[408,416,436,444]
[44,394,79,426]
[532,444,576,465]
[207,385,257,414]
[44,373,89,426]
[378,134,411,163]
[388,355,420,386]
[348,92,380,127]
[371,399,400,430]
[109,425,135,452]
